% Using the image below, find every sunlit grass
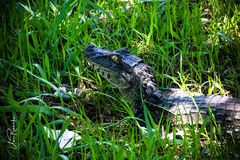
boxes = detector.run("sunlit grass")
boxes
[0,0,240,159]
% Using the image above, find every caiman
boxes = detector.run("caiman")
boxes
[83,44,240,140]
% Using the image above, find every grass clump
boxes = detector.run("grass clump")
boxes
[0,0,240,159]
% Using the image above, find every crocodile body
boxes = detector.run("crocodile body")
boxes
[151,89,240,138]
[84,44,240,139]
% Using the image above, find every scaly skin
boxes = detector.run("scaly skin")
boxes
[83,44,240,139]
[150,88,240,139]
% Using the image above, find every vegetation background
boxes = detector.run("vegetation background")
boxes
[0,0,240,159]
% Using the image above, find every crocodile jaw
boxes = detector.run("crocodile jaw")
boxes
[89,61,131,89]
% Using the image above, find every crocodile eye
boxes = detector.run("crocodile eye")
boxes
[111,55,119,63]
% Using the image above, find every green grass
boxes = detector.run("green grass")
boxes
[0,0,240,159]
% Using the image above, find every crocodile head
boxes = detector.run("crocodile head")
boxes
[84,44,143,89]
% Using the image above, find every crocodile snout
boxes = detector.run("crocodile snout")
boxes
[84,44,96,54]
[88,44,95,48]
